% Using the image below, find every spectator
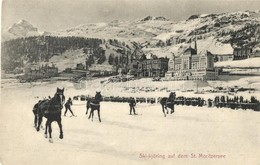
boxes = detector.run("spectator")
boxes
[129,97,137,115]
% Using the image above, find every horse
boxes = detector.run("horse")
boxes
[33,100,45,129]
[35,88,65,143]
[86,92,103,122]
[159,92,176,117]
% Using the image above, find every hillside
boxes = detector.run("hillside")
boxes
[2,10,260,72]
[1,36,144,72]
[39,41,142,71]
[51,10,260,57]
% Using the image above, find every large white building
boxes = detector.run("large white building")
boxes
[166,42,218,81]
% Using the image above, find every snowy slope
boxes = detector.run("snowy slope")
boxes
[40,49,87,71]
[50,10,260,57]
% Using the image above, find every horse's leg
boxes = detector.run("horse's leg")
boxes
[171,105,175,114]
[165,105,169,114]
[48,121,53,143]
[44,119,49,138]
[97,108,101,122]
[91,110,94,121]
[34,113,37,128]
[86,105,89,115]
[57,118,63,139]
[129,106,132,115]
[133,107,136,115]
[88,109,92,120]
[161,104,166,117]
[36,115,42,131]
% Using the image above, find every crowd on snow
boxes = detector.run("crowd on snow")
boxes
[73,95,260,111]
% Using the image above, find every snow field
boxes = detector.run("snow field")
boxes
[0,85,259,165]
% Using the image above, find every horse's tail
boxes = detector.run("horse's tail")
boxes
[34,100,46,130]
[159,97,163,105]
[33,103,38,114]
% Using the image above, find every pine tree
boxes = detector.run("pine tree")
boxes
[114,56,119,66]
[108,54,115,65]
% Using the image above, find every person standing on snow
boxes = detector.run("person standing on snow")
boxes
[129,97,137,115]
[64,97,75,117]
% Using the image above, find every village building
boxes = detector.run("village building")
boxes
[214,54,234,62]
[233,46,253,60]
[251,49,260,58]
[128,59,139,76]
[88,64,117,77]
[212,44,234,62]
[213,45,256,62]
[76,63,85,70]
[136,57,169,77]
[25,64,58,80]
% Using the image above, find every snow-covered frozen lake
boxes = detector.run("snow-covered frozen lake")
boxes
[0,80,259,165]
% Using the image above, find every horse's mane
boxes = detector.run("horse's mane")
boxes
[40,89,65,112]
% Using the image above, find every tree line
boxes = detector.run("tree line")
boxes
[1,36,103,71]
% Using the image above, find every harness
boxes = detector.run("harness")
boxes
[166,95,175,108]
[44,104,62,114]
[166,98,175,104]
[42,96,63,114]
[166,102,175,104]
[90,102,100,106]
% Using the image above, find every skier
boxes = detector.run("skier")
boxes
[64,97,75,117]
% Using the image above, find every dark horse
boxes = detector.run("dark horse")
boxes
[160,92,176,117]
[33,100,44,129]
[86,91,103,122]
[34,88,65,143]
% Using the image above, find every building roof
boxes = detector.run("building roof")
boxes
[89,64,114,72]
[183,47,197,56]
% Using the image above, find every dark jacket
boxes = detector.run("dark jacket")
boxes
[65,99,73,107]
[129,98,136,107]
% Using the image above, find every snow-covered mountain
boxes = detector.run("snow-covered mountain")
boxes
[2,20,50,41]
[4,11,260,55]
[51,10,260,57]
[2,10,260,72]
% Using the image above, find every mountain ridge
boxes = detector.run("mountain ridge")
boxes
[50,10,260,56]
[2,20,50,41]
[2,10,260,72]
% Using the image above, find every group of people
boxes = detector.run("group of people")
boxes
[62,94,138,116]
[46,91,260,118]
[174,96,205,107]
[209,95,260,110]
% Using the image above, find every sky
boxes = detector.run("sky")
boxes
[1,0,260,32]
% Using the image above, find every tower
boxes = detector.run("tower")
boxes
[194,32,197,54]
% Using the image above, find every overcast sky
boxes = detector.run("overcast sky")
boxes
[2,0,260,31]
